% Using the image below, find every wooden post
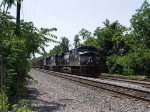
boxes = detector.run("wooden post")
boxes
[16,0,21,24]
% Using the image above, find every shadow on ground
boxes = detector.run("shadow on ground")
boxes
[26,80,73,112]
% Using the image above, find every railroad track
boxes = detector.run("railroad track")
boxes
[34,68,150,103]
[99,75,150,89]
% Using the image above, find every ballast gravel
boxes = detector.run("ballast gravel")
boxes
[26,69,150,112]
[82,76,150,92]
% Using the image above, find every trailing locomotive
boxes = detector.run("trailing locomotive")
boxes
[32,46,101,77]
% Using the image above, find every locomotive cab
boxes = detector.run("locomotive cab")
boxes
[77,46,100,66]
[67,46,101,77]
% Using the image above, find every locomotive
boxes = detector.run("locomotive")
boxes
[32,46,101,77]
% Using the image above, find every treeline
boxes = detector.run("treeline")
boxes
[42,1,150,76]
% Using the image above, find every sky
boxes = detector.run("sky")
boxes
[1,0,150,57]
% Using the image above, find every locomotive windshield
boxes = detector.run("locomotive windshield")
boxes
[78,48,97,52]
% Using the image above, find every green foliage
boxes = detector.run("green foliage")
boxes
[102,73,146,79]
[11,99,32,112]
[106,54,122,74]
[83,37,97,47]
[73,34,81,48]
[0,94,9,112]
[48,37,70,56]
[49,45,61,56]
[130,0,150,38]
[1,0,16,12]
[79,28,91,40]
[116,0,150,76]
[117,47,150,75]
[93,19,128,72]
[60,37,69,53]
[0,9,57,111]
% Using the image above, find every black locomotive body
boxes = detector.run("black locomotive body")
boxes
[42,57,50,69]
[33,46,101,77]
[66,46,101,77]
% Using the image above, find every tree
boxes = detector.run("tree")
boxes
[103,19,110,28]
[130,0,150,40]
[73,34,81,48]
[0,11,57,110]
[117,0,150,76]
[79,28,91,40]
[60,37,69,53]
[93,20,113,72]
[1,0,16,12]
[94,19,128,73]
[49,45,61,56]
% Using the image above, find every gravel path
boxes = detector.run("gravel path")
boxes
[26,69,150,112]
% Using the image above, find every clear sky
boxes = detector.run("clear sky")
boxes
[1,0,149,57]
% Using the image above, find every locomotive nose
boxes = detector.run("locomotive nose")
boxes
[87,57,93,65]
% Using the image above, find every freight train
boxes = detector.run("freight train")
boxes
[32,46,101,77]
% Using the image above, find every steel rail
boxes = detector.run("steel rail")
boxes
[34,69,150,103]
[99,76,150,88]
[100,75,150,82]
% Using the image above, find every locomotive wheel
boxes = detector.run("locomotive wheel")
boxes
[83,67,88,77]
[77,69,81,76]
[60,68,63,73]
[74,68,77,75]
[71,68,75,74]
[85,67,95,77]
[53,67,55,71]
[86,69,90,77]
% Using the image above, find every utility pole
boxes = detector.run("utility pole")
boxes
[0,16,4,112]
[16,0,21,24]
[15,0,21,102]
